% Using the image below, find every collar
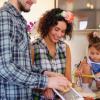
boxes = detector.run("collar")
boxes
[3,2,27,26]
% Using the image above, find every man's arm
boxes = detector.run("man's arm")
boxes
[0,10,48,89]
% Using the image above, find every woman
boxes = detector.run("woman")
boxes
[31,8,74,100]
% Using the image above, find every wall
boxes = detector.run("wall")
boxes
[67,30,88,69]
[0,0,7,7]
[0,0,55,22]
[22,0,55,22]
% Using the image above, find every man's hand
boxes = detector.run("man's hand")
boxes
[47,76,72,92]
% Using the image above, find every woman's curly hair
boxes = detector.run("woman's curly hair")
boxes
[37,8,73,39]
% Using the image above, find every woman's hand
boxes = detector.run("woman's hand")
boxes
[43,88,54,99]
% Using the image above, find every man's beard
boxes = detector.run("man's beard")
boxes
[18,1,30,12]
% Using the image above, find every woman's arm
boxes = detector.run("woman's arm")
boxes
[65,45,72,82]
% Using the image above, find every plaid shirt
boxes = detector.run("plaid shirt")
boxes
[32,38,67,99]
[32,38,67,75]
[0,2,47,100]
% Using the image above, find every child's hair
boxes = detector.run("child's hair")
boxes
[88,31,100,51]
[37,8,74,39]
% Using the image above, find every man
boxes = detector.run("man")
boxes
[0,0,70,100]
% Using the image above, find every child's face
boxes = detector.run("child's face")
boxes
[89,46,100,62]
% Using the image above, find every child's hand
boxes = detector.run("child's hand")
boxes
[75,67,83,77]
[95,72,100,78]
[80,57,88,66]
[75,58,90,77]
[96,80,100,89]
[43,88,54,99]
[95,72,100,82]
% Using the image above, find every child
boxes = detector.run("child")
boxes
[75,31,100,92]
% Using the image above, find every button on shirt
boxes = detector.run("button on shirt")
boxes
[0,2,47,100]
